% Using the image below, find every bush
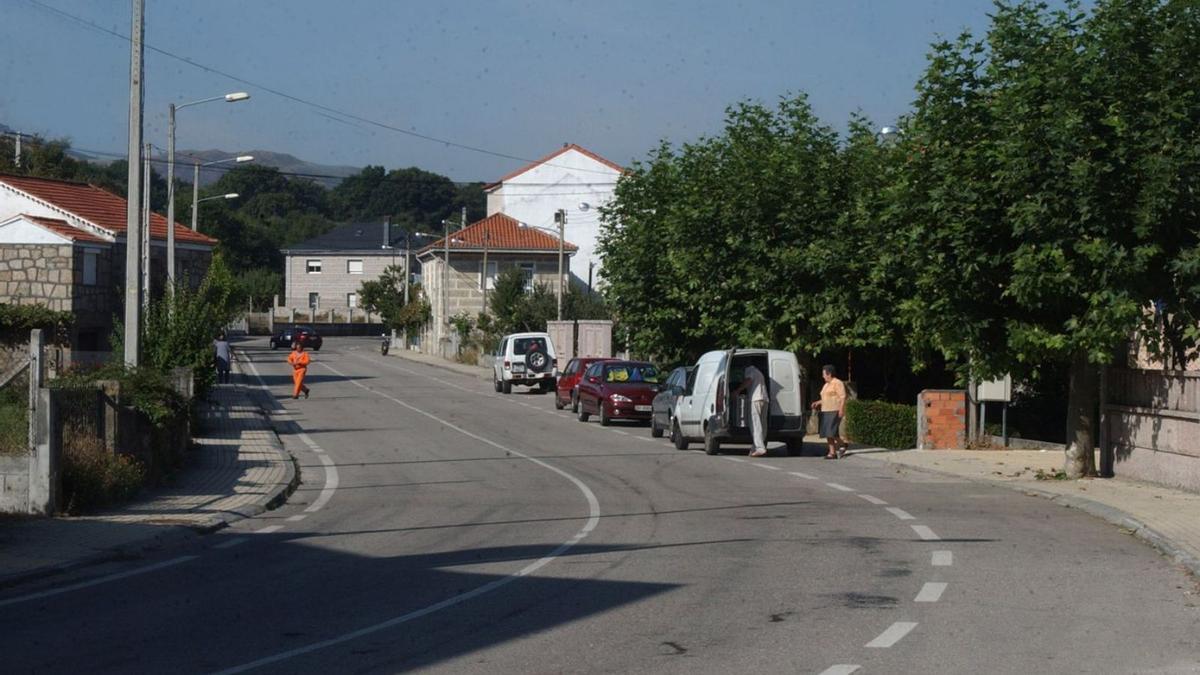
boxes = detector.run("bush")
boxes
[61,430,145,514]
[844,399,917,450]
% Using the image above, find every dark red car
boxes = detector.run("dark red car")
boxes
[555,357,614,412]
[576,360,662,426]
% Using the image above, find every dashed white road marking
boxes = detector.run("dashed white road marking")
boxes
[754,463,781,471]
[214,537,248,550]
[826,482,854,492]
[865,621,918,648]
[915,582,948,603]
[911,525,940,541]
[724,457,747,463]
[886,507,915,521]
[255,525,283,534]
[613,430,630,436]
[819,666,861,675]
[789,471,818,480]
[932,550,953,566]
[304,453,340,513]
[638,437,656,443]
[858,494,888,505]
[286,515,307,522]
[0,556,198,608]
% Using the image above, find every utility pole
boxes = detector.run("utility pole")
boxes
[13,132,21,167]
[480,227,490,316]
[190,161,199,230]
[554,209,566,320]
[166,103,177,287]
[123,0,145,367]
[141,143,151,313]
[442,218,450,358]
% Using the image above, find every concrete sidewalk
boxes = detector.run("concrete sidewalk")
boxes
[386,346,492,380]
[0,368,296,589]
[850,445,1200,577]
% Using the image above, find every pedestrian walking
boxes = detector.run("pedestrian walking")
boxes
[733,363,769,457]
[287,341,311,399]
[811,364,847,459]
[213,331,232,385]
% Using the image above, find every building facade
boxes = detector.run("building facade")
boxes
[484,143,621,286]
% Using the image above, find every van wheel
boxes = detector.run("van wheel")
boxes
[650,416,664,438]
[786,438,803,456]
[598,405,610,426]
[703,427,721,455]
[502,381,512,394]
[671,420,688,450]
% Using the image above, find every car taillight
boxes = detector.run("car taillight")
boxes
[716,378,725,414]
[504,361,510,368]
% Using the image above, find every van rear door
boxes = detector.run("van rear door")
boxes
[769,352,803,427]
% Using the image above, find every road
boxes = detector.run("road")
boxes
[1,337,1197,674]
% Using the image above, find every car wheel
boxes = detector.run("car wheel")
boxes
[502,380,512,394]
[598,404,610,426]
[577,402,589,422]
[270,341,278,350]
[494,379,502,393]
[570,392,579,413]
[703,426,721,455]
[650,416,664,438]
[554,393,565,410]
[671,420,689,450]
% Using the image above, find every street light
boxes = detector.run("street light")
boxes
[191,156,253,232]
[166,91,249,286]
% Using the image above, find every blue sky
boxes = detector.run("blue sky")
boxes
[3,0,1018,182]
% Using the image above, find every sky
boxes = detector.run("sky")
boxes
[2,0,1019,183]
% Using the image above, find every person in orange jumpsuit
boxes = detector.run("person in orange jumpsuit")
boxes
[287,341,311,399]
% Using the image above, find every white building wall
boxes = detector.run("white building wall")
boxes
[485,148,620,286]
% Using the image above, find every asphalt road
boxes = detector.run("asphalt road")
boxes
[2,337,1197,674]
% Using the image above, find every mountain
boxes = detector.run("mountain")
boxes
[178,149,360,188]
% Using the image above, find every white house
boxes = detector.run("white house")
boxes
[484,143,622,287]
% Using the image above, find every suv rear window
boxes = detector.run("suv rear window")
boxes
[513,337,548,354]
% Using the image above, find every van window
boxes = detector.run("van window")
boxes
[772,359,794,391]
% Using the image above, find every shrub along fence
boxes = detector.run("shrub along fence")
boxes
[844,398,918,450]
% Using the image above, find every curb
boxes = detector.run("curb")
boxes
[854,449,1200,579]
[385,350,491,381]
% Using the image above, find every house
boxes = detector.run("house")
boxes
[416,212,577,356]
[281,221,433,313]
[0,173,217,355]
[484,143,622,287]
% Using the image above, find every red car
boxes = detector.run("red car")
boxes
[556,357,615,412]
[576,360,662,426]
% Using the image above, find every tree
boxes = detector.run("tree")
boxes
[488,267,528,334]
[358,266,430,334]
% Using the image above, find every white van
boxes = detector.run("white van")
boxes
[493,332,559,394]
[671,348,805,454]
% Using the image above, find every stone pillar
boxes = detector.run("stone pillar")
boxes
[96,379,121,453]
[28,388,60,515]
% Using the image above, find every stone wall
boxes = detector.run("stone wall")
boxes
[0,244,76,312]
[917,389,968,450]
[1106,368,1200,492]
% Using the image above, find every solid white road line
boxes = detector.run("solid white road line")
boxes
[912,525,940,541]
[210,361,607,675]
[789,471,818,480]
[865,621,918,648]
[932,550,953,566]
[255,525,283,534]
[858,494,888,505]
[915,582,948,603]
[826,482,854,492]
[0,556,198,608]
[304,453,339,513]
[886,506,915,521]
[214,538,248,550]
[819,666,861,675]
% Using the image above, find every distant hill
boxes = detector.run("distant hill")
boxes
[178,149,360,188]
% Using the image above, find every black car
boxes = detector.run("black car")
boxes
[270,325,322,350]
[650,365,695,441]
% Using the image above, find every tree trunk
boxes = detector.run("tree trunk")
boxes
[1064,352,1098,478]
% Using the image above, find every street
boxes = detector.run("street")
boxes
[2,337,1197,674]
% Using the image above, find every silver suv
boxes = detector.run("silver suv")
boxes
[493,332,558,394]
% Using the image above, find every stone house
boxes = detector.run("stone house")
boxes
[281,221,433,313]
[416,212,577,357]
[0,173,217,356]
[484,143,622,286]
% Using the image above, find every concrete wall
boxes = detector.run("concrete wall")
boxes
[284,251,409,309]
[917,389,968,450]
[1106,368,1200,492]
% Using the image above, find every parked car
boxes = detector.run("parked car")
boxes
[650,365,696,446]
[556,357,615,411]
[493,332,558,394]
[671,348,804,455]
[576,360,662,426]
[270,325,322,351]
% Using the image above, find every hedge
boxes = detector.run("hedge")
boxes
[844,399,917,450]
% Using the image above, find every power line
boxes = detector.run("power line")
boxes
[24,0,625,178]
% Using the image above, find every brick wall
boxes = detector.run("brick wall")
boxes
[918,389,968,450]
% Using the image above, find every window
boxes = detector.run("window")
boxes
[347,259,363,274]
[480,261,497,290]
[564,359,579,376]
[604,363,660,384]
[306,259,322,274]
[519,262,536,291]
[513,336,548,354]
[308,292,320,309]
[346,292,358,308]
[82,250,98,286]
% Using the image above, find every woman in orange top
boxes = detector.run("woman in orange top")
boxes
[811,364,847,459]
[287,341,311,399]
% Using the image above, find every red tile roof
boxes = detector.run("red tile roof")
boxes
[0,173,217,246]
[483,143,624,191]
[417,213,578,256]
[24,215,111,244]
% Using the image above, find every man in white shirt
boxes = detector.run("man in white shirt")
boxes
[733,364,768,457]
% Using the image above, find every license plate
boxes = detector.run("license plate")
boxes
[635,405,651,412]
[511,364,525,373]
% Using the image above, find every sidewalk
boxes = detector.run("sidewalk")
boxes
[850,445,1200,577]
[386,346,492,380]
[0,371,296,589]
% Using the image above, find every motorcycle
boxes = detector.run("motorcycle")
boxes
[380,333,390,356]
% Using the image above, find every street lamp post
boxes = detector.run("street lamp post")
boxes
[166,92,249,286]
[191,156,253,232]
